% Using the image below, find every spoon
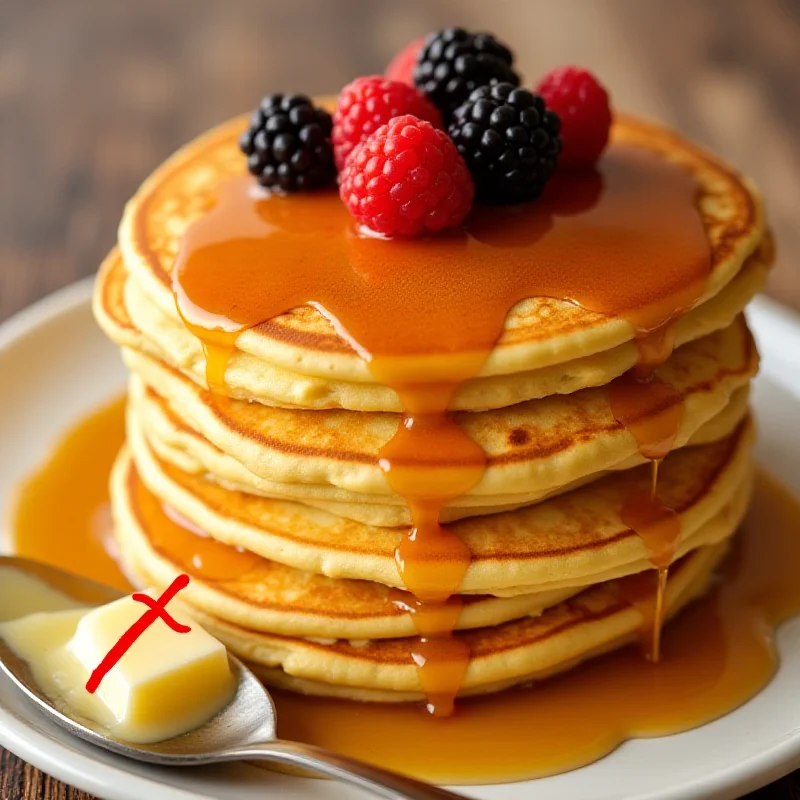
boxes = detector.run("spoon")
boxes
[0,557,463,800]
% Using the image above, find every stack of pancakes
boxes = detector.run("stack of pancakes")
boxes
[93,113,769,704]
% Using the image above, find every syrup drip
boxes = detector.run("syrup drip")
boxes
[131,470,262,581]
[650,459,662,498]
[380,399,483,715]
[608,371,684,462]
[389,590,470,716]
[615,491,680,661]
[10,401,800,784]
[167,144,711,714]
[608,350,688,660]
[202,340,237,396]
[635,323,679,377]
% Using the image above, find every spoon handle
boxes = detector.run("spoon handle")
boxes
[220,739,465,799]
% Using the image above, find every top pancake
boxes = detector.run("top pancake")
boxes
[115,110,766,412]
[99,240,770,412]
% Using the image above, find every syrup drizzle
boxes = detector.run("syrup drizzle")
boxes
[380,393,483,714]
[169,143,710,713]
[132,470,262,581]
[615,488,681,660]
[608,346,688,659]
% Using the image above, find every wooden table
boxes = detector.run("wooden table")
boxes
[0,1,798,797]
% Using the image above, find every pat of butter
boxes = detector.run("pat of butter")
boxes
[69,589,235,743]
[0,576,235,744]
[0,608,107,723]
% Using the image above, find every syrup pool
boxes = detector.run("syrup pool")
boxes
[9,399,800,784]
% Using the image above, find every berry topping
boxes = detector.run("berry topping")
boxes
[449,83,562,204]
[535,66,612,168]
[385,36,426,86]
[239,94,336,191]
[339,114,474,237]
[332,76,443,171]
[413,28,520,121]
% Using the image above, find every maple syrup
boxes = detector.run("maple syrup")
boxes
[608,368,686,659]
[8,400,800,783]
[133,473,263,581]
[10,396,130,592]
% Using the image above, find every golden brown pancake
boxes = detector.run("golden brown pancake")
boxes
[120,532,728,699]
[126,405,753,596]
[135,373,750,526]
[98,240,770,412]
[112,450,581,639]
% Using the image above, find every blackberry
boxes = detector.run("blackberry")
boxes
[449,83,562,204]
[239,94,336,191]
[413,28,520,121]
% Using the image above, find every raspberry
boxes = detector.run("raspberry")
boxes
[534,66,612,168]
[385,37,425,85]
[339,114,474,237]
[332,76,443,171]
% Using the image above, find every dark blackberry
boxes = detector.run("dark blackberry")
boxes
[413,28,520,121]
[239,94,336,191]
[449,83,562,204]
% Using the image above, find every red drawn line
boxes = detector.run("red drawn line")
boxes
[132,593,192,633]
[85,574,192,694]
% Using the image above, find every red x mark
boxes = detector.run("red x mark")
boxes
[85,574,192,694]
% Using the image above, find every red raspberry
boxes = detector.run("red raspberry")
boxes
[333,76,442,171]
[385,36,425,85]
[340,114,474,237]
[535,66,612,168]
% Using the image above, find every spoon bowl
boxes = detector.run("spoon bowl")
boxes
[0,557,462,799]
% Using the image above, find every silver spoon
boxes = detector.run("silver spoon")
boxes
[0,557,464,800]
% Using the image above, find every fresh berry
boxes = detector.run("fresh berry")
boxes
[385,36,425,85]
[339,114,474,237]
[239,94,336,191]
[332,76,443,171]
[535,66,611,168]
[449,83,561,204]
[413,28,520,121]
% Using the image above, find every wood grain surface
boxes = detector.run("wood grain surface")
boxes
[0,1,799,798]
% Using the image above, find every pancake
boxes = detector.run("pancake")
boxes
[127,403,753,596]
[98,238,771,412]
[112,449,581,639]
[117,314,756,506]
[135,374,750,525]
[120,533,728,699]
[115,110,765,403]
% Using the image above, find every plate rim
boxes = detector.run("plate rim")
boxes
[0,277,96,352]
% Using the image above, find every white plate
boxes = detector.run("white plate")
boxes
[1,280,799,800]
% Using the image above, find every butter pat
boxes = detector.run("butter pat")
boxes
[0,608,109,723]
[0,574,235,744]
[69,589,235,742]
